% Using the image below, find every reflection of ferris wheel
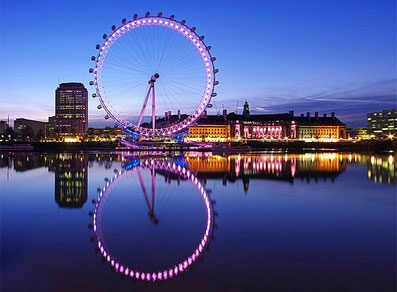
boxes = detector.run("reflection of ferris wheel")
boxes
[92,160,215,282]
[89,12,218,137]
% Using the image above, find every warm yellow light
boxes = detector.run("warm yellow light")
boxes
[388,134,394,139]
[388,155,394,165]
[64,137,78,143]
[371,156,375,165]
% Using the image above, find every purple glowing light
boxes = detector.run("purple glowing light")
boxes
[93,16,216,137]
[93,160,214,282]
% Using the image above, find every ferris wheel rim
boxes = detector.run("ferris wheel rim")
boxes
[92,15,216,137]
[93,160,214,281]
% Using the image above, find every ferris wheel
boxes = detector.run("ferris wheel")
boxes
[89,12,218,137]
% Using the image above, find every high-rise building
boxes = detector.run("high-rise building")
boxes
[367,109,397,137]
[55,82,88,137]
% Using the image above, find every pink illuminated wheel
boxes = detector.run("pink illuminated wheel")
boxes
[89,12,218,137]
[92,160,214,281]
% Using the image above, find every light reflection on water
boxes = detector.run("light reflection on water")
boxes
[0,151,395,292]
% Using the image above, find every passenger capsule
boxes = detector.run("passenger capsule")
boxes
[199,36,205,41]
[97,105,102,109]
[169,15,174,20]
[180,20,186,25]
[103,34,107,39]
[133,14,138,20]
[96,44,100,50]
[104,115,109,120]
[91,56,96,61]
[145,12,150,17]
[206,46,211,51]
[214,81,219,85]
[214,69,219,74]
[211,93,217,97]
[92,93,96,98]
[191,27,196,32]
[89,68,94,73]
[89,81,94,86]
[111,25,116,31]
[211,57,216,62]
[122,18,127,25]
[207,104,213,108]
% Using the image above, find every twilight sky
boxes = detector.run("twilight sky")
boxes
[0,0,396,127]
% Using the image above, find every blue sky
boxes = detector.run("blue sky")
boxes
[0,0,395,127]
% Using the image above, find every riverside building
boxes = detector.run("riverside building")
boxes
[55,82,88,138]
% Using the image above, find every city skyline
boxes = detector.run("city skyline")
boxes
[1,0,396,128]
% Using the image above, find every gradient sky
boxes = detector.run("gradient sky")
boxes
[0,0,396,127]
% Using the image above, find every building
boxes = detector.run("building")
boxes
[55,82,88,138]
[367,109,397,138]
[186,102,346,141]
[295,112,346,140]
[347,127,370,140]
[14,118,46,140]
[187,111,230,141]
[0,121,8,134]
[87,127,126,142]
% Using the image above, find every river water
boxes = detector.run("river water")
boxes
[1,151,396,292]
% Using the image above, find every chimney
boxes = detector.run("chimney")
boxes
[307,112,310,118]
[168,111,171,119]
[300,114,304,117]
[331,112,335,120]
[323,113,327,117]
[165,112,168,120]
[315,112,319,119]
[178,110,181,120]
[223,109,227,121]
[289,110,294,117]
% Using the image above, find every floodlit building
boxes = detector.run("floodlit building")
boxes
[55,82,88,138]
[347,127,370,140]
[367,109,397,138]
[186,102,346,141]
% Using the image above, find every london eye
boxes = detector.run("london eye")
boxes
[89,12,218,138]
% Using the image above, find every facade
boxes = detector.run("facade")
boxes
[187,112,230,141]
[295,112,346,140]
[186,103,346,141]
[367,109,397,138]
[0,121,8,134]
[55,82,88,138]
[347,127,370,140]
[87,127,126,142]
[14,118,46,139]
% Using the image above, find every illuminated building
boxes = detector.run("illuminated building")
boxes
[187,102,346,141]
[55,82,88,138]
[295,112,346,140]
[187,111,230,141]
[367,109,397,138]
[87,127,126,142]
[347,127,370,140]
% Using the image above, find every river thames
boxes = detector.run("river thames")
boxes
[1,151,395,292]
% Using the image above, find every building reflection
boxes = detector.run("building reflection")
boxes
[49,153,88,208]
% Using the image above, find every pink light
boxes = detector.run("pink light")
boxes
[130,270,134,278]
[135,272,140,279]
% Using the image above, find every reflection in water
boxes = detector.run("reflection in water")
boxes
[0,152,395,208]
[93,159,214,282]
[50,153,88,208]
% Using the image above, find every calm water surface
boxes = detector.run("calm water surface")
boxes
[1,151,396,292]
